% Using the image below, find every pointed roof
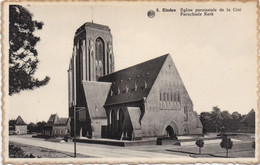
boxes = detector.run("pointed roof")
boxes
[98,54,169,106]
[15,116,27,125]
[46,114,58,126]
[46,114,69,127]
[82,81,112,119]
[240,109,255,123]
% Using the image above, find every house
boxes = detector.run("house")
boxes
[240,109,255,133]
[68,22,203,140]
[43,114,70,137]
[9,116,27,135]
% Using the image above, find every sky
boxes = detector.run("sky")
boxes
[6,1,258,123]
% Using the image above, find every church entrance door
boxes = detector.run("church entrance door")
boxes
[166,125,176,139]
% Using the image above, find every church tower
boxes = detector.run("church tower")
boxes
[74,22,114,81]
[68,22,115,137]
[68,22,114,107]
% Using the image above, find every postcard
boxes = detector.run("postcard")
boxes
[1,0,259,164]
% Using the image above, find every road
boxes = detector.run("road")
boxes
[9,135,187,158]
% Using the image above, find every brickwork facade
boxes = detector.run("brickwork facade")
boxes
[68,22,202,140]
[141,56,202,138]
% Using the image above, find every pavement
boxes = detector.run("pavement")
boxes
[9,135,187,158]
[9,134,255,158]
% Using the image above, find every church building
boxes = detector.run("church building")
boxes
[68,22,202,140]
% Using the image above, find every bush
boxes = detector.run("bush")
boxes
[9,144,36,158]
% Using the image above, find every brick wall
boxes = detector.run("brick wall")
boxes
[142,55,202,137]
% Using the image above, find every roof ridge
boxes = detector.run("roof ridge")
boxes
[15,116,26,125]
[99,54,170,106]
[99,54,169,79]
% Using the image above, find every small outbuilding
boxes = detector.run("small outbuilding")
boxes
[9,116,27,135]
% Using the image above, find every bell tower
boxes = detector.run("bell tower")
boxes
[68,22,115,116]
[73,22,114,82]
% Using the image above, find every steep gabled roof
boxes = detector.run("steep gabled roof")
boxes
[98,54,169,106]
[82,81,111,119]
[46,114,57,126]
[15,116,27,125]
[46,114,69,127]
[55,118,69,126]
[240,109,255,123]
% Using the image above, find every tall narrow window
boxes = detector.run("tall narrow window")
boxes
[184,106,188,121]
[178,92,181,103]
[95,37,105,79]
[90,51,94,80]
[109,54,113,73]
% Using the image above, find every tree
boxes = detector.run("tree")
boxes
[195,139,204,155]
[220,134,233,157]
[35,121,46,133]
[27,122,36,133]
[221,111,233,132]
[231,111,242,131]
[211,106,223,132]
[9,5,50,95]
[200,112,215,133]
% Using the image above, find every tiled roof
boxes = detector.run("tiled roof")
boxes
[46,114,69,127]
[46,114,57,126]
[240,109,255,123]
[55,118,69,126]
[82,81,111,119]
[15,116,27,125]
[98,54,169,106]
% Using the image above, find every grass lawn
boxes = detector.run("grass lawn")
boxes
[167,141,255,158]
[9,141,92,158]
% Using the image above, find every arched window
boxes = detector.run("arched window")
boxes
[160,92,162,101]
[95,37,105,79]
[107,42,113,74]
[95,60,98,76]
[184,106,188,121]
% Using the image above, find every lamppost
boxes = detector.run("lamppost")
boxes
[72,101,85,158]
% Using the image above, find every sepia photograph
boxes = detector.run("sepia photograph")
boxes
[1,0,258,164]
